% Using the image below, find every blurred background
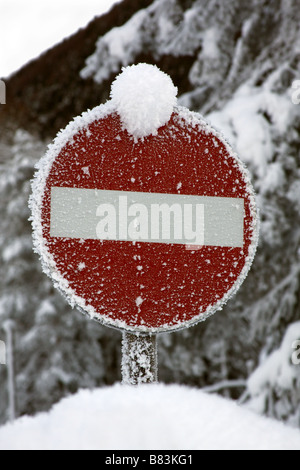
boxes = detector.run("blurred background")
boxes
[1,0,119,78]
[0,0,300,429]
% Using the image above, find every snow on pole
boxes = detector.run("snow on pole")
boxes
[122,333,158,385]
[3,321,16,422]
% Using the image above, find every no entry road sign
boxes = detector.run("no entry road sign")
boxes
[30,65,258,334]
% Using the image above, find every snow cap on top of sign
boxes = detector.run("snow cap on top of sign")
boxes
[110,63,178,141]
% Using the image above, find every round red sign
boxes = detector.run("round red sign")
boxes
[31,98,258,334]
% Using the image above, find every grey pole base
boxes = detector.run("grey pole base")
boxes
[122,332,158,385]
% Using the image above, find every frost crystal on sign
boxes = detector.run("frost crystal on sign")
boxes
[136,296,144,308]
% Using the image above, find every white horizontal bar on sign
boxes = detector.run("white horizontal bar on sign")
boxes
[50,187,244,247]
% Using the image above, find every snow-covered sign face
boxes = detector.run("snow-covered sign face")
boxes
[30,64,258,333]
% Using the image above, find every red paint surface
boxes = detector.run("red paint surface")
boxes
[41,111,254,331]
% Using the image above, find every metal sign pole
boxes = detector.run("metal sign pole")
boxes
[122,332,158,385]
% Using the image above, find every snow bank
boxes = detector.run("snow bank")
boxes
[110,63,178,140]
[0,384,299,450]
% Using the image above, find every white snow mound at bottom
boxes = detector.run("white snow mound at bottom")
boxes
[0,384,299,450]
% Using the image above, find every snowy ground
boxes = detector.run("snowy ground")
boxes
[0,384,299,450]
